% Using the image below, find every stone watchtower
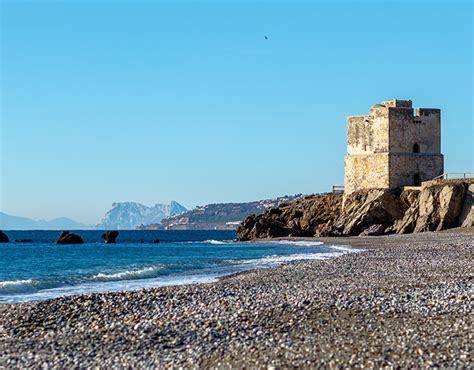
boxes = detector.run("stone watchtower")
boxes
[344,99,444,195]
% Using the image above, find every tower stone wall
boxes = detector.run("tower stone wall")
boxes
[344,99,444,195]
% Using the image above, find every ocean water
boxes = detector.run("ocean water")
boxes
[0,230,355,304]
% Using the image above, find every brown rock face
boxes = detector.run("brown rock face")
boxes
[237,180,474,241]
[101,231,119,244]
[56,231,84,245]
[358,224,386,236]
[390,190,420,234]
[0,231,9,243]
[459,184,474,227]
[414,183,466,232]
[236,194,343,241]
[391,182,470,234]
[331,189,406,236]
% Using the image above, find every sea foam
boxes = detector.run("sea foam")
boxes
[0,279,34,288]
[229,244,359,266]
[94,266,162,281]
[203,239,233,245]
[0,279,36,293]
[268,240,325,247]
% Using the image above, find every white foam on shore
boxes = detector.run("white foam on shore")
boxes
[183,239,234,245]
[267,240,325,247]
[94,266,162,281]
[228,244,360,266]
[269,241,364,254]
[329,245,363,253]
[0,275,219,304]
[231,253,332,265]
[0,241,362,304]
[203,240,232,245]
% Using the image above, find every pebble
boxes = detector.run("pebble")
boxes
[0,230,472,367]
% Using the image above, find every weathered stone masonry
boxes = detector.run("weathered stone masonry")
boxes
[344,99,444,195]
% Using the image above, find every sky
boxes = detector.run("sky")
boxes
[0,0,473,224]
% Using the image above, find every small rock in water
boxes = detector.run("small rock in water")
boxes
[0,230,9,243]
[55,231,84,245]
[101,231,119,244]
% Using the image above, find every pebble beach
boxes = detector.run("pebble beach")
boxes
[0,229,472,367]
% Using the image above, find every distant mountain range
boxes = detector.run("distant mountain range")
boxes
[137,195,303,230]
[1,201,187,230]
[97,201,187,230]
[0,212,92,230]
[1,196,303,231]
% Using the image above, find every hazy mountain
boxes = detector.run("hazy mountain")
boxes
[98,201,187,230]
[0,212,92,230]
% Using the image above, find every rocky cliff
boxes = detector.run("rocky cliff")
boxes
[391,181,474,233]
[237,180,474,241]
[237,194,342,240]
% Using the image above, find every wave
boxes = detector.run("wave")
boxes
[203,239,233,245]
[267,240,325,247]
[328,245,364,253]
[0,274,220,304]
[0,279,37,293]
[229,253,333,266]
[180,239,235,245]
[0,279,34,288]
[228,245,358,266]
[94,266,162,281]
[0,239,361,304]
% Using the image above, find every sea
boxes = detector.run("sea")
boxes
[0,230,355,304]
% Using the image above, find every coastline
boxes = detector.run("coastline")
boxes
[1,229,472,367]
[0,238,347,304]
[254,225,474,249]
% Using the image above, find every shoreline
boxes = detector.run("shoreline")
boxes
[0,239,354,305]
[1,228,472,367]
[253,225,474,249]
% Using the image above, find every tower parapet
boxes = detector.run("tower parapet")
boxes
[381,99,412,108]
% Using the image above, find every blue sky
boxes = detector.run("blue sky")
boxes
[1,0,472,224]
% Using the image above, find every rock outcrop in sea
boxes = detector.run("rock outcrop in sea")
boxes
[0,230,9,243]
[55,231,84,245]
[237,180,474,241]
[101,231,119,244]
[237,194,342,240]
